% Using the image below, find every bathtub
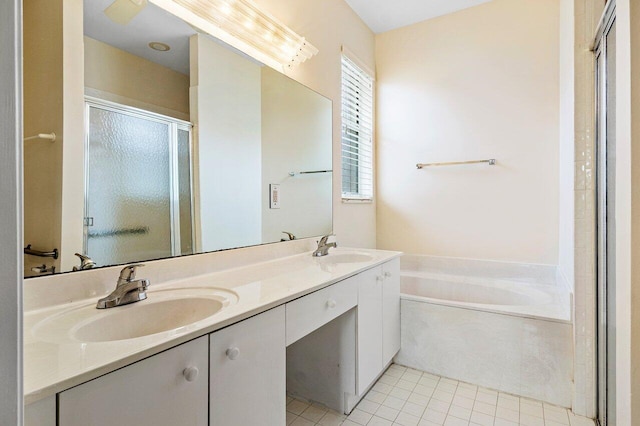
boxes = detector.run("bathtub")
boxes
[395,255,573,407]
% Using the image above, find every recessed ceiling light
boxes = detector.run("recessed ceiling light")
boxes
[148,42,171,52]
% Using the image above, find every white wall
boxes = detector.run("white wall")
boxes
[252,0,376,248]
[190,34,263,252]
[375,0,561,264]
[558,0,575,290]
[261,67,333,243]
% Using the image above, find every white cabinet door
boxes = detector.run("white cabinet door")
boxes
[210,306,286,425]
[59,336,209,426]
[357,265,384,395]
[382,258,401,365]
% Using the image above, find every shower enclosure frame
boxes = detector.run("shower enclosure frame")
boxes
[593,1,617,424]
[83,97,195,265]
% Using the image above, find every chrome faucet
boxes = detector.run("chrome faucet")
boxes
[313,234,337,257]
[96,264,150,309]
[73,253,96,271]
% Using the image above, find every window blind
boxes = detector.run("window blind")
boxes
[341,55,374,201]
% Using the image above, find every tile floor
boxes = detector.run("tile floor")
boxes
[286,364,595,426]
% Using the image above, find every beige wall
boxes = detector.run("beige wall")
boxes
[84,37,190,121]
[23,0,85,275]
[23,0,64,276]
[375,0,561,264]
[251,0,376,248]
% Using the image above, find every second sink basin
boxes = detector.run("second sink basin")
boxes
[33,287,238,344]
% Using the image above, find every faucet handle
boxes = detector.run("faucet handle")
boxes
[118,264,145,283]
[282,231,296,241]
[318,234,335,245]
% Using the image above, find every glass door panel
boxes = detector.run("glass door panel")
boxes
[85,105,173,266]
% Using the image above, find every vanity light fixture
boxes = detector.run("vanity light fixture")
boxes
[148,0,318,71]
[105,0,148,25]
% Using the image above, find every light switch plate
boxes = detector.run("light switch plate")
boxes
[270,184,281,209]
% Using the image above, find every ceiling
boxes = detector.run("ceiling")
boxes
[84,0,195,75]
[343,0,493,34]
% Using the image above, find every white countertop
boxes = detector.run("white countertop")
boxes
[24,247,401,404]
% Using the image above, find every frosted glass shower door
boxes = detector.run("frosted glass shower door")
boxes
[85,104,173,267]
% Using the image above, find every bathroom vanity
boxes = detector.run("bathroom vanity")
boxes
[24,247,401,425]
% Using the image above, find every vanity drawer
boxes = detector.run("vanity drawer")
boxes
[286,276,357,345]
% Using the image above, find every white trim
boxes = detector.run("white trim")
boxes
[342,198,373,204]
[0,0,23,423]
[341,45,375,80]
[614,0,631,422]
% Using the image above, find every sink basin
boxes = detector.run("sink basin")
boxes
[318,253,374,264]
[33,288,238,343]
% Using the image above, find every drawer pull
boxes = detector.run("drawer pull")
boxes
[326,299,337,309]
[183,366,199,382]
[226,347,240,360]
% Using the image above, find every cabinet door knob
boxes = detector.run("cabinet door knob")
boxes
[183,366,199,382]
[226,347,240,360]
[384,272,392,278]
[326,299,337,309]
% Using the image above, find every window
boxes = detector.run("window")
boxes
[341,54,374,201]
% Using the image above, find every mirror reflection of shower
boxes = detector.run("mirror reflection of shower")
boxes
[84,99,194,267]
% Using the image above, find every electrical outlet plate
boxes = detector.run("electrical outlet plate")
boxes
[270,184,281,209]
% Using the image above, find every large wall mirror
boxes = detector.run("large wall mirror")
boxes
[23,0,332,278]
